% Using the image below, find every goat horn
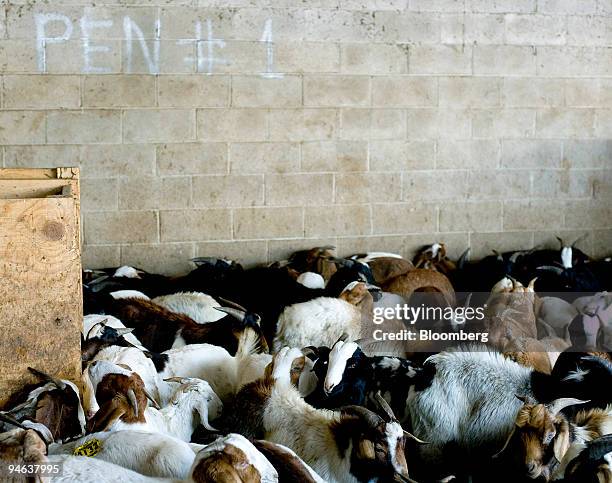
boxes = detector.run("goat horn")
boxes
[333,333,349,346]
[537,265,564,275]
[527,277,537,291]
[546,398,590,416]
[464,293,473,308]
[0,412,27,429]
[571,234,587,248]
[556,236,565,248]
[85,319,108,340]
[126,389,139,417]
[214,306,246,322]
[27,368,66,390]
[190,257,222,265]
[393,472,419,483]
[403,430,428,444]
[492,426,516,458]
[457,247,471,268]
[374,391,397,422]
[115,327,135,336]
[217,297,249,313]
[164,377,187,384]
[340,405,383,429]
[87,274,109,286]
[144,390,160,410]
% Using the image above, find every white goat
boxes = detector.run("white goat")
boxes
[152,292,225,324]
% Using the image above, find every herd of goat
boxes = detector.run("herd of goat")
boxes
[1,239,611,483]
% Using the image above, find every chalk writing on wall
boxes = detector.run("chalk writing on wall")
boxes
[35,13,283,77]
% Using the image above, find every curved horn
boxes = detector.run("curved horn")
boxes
[527,277,537,291]
[126,389,139,417]
[333,333,349,347]
[86,319,108,340]
[457,247,471,269]
[537,265,564,275]
[214,306,246,321]
[164,377,188,384]
[556,236,565,248]
[340,405,383,429]
[546,398,589,416]
[0,412,27,430]
[144,390,160,410]
[217,297,249,313]
[464,293,473,308]
[374,391,397,422]
[403,430,428,444]
[27,367,66,390]
[493,427,516,458]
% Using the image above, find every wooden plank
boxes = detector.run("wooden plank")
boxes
[0,169,82,407]
[0,167,79,181]
[0,179,73,199]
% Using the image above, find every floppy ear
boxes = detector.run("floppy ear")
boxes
[357,438,375,459]
[86,397,126,433]
[553,426,570,462]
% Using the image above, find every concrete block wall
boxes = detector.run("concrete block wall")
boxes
[0,0,611,274]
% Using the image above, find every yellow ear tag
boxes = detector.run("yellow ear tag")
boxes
[73,439,102,457]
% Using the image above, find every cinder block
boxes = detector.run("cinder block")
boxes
[409,45,472,75]
[466,169,531,199]
[85,211,158,244]
[48,110,121,144]
[595,170,612,200]
[265,174,334,206]
[409,0,465,11]
[231,75,302,107]
[372,203,436,234]
[595,110,612,138]
[341,43,407,74]
[369,140,435,170]
[305,204,371,237]
[472,109,536,138]
[372,12,441,43]
[304,75,370,107]
[119,176,191,210]
[567,16,611,46]
[302,141,368,171]
[503,201,564,230]
[565,79,600,107]
[402,170,468,201]
[84,75,155,107]
[0,40,38,73]
[158,75,229,108]
[192,174,264,207]
[473,46,536,76]
[439,201,503,232]
[372,76,437,107]
[470,231,534,259]
[563,140,611,168]
[599,80,612,107]
[437,140,501,169]
[465,14,505,43]
[0,111,45,145]
[340,109,407,140]
[121,243,195,276]
[82,245,121,270]
[81,178,118,212]
[157,143,228,175]
[599,0,612,14]
[335,173,402,203]
[536,109,595,138]
[161,209,231,242]
[506,14,566,45]
[80,145,157,178]
[503,78,565,107]
[501,139,561,168]
[198,108,267,142]
[533,169,595,199]
[275,42,340,73]
[564,201,612,229]
[268,237,337,263]
[538,0,596,14]
[230,143,300,173]
[124,109,196,143]
[4,75,80,108]
[234,207,303,239]
[538,47,612,77]
[4,146,80,170]
[439,77,500,107]
[467,0,536,13]
[406,108,471,139]
[269,109,337,141]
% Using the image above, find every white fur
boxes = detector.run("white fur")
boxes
[83,314,147,351]
[352,252,403,263]
[407,348,534,467]
[112,378,223,442]
[113,266,141,278]
[430,243,442,257]
[49,430,196,479]
[111,290,150,300]
[324,341,359,393]
[297,272,325,289]
[274,297,361,352]
[152,292,224,324]
[48,455,169,483]
[537,297,578,338]
[561,246,573,269]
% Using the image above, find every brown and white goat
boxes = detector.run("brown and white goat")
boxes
[495,396,612,481]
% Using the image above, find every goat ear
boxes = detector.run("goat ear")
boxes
[546,398,590,416]
[553,426,570,462]
[357,438,375,459]
[86,398,126,433]
[194,406,218,433]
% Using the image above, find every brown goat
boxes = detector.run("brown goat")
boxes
[87,372,147,433]
[0,428,49,483]
[382,268,456,308]
[413,243,457,276]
